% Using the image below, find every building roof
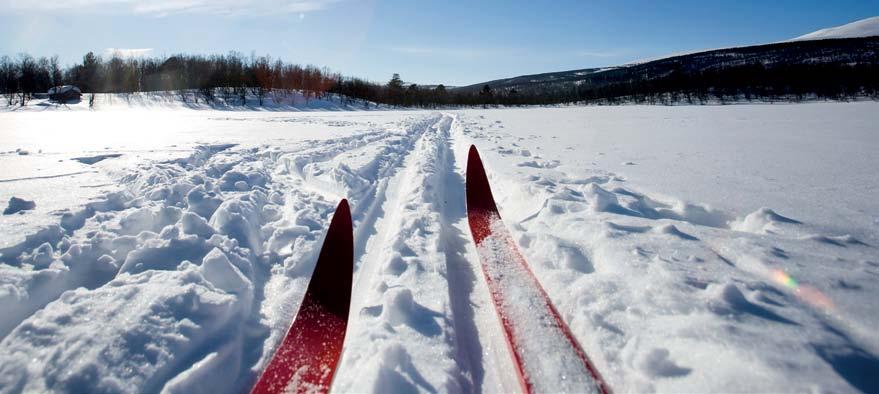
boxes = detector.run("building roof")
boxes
[48,85,82,95]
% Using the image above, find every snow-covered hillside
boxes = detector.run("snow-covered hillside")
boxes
[1,90,383,113]
[792,16,879,41]
[1,103,878,393]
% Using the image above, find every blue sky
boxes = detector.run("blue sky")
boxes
[0,0,876,86]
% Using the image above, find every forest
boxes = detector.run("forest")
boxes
[2,37,878,108]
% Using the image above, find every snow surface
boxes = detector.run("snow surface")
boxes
[1,98,878,393]
[791,16,879,41]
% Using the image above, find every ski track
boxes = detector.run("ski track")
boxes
[1,107,878,393]
[0,113,522,394]
[0,115,468,393]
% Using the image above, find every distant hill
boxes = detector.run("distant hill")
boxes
[454,17,879,102]
[452,36,879,103]
[453,67,612,93]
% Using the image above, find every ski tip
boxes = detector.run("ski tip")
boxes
[332,199,352,229]
[465,144,500,220]
[467,145,484,177]
[337,198,350,214]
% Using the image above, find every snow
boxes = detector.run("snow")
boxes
[791,16,879,41]
[3,90,385,113]
[454,104,879,393]
[1,99,878,393]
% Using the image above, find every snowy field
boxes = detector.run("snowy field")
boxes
[1,99,878,393]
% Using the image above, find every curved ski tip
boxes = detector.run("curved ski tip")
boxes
[336,199,351,218]
[468,145,483,166]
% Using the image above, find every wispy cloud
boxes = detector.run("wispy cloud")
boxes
[104,48,154,58]
[1,0,340,16]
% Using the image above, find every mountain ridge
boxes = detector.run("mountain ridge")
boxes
[456,16,879,93]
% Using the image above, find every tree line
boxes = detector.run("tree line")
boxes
[0,52,349,106]
[0,51,486,108]
[487,61,879,106]
[2,42,877,108]
[0,52,466,107]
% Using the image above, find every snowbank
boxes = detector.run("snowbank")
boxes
[791,16,879,41]
[1,89,388,113]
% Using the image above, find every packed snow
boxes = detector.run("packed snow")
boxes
[791,16,879,41]
[1,97,878,393]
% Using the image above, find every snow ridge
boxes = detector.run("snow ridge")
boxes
[791,16,879,41]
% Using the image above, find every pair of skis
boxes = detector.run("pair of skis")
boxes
[251,146,610,394]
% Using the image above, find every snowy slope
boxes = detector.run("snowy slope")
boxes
[631,16,879,63]
[456,17,879,97]
[1,102,878,393]
[1,90,385,113]
[792,16,879,41]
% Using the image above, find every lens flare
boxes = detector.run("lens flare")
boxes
[771,270,798,288]
[770,269,834,312]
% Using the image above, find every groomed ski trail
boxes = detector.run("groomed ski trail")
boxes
[310,112,527,393]
[332,114,518,392]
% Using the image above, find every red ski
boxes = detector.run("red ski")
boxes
[466,145,611,394]
[252,199,353,394]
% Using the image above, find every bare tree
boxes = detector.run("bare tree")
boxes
[48,55,62,89]
[251,55,271,106]
[17,54,40,106]
[0,56,17,106]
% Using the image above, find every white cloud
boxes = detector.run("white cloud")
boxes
[104,48,154,58]
[2,0,340,16]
